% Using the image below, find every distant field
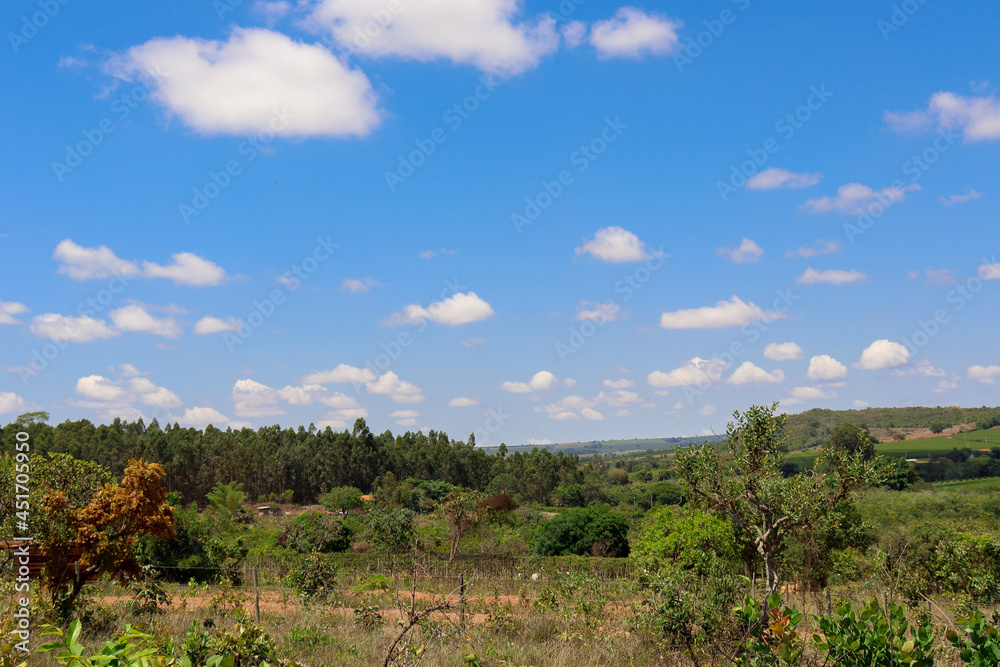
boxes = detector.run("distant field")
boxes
[931,477,1000,491]
[876,431,998,457]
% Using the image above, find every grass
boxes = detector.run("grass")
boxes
[932,477,1000,491]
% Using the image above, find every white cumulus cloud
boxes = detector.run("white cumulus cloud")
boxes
[366,370,424,403]
[575,226,653,263]
[660,296,781,329]
[502,370,557,393]
[30,314,118,343]
[109,27,380,137]
[727,361,784,384]
[807,355,848,382]
[589,7,681,59]
[800,183,920,215]
[746,167,822,190]
[0,301,28,325]
[177,406,231,427]
[194,315,245,334]
[53,239,141,280]
[648,357,730,387]
[388,291,495,326]
[449,397,479,407]
[969,365,1000,384]
[717,238,764,263]
[856,340,911,370]
[301,364,376,385]
[110,305,182,338]
[780,386,837,406]
[886,92,1000,142]
[232,378,285,417]
[764,342,803,361]
[797,268,866,285]
[784,239,840,258]
[0,392,27,413]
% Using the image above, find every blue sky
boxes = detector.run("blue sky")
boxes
[2,0,999,445]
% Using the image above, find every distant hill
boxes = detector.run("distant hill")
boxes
[781,405,1000,451]
[486,434,724,457]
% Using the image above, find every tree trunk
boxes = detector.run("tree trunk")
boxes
[764,549,778,595]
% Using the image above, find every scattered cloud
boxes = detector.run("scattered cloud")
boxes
[449,397,479,407]
[784,239,840,259]
[391,409,419,427]
[252,0,291,24]
[0,392,27,413]
[746,168,822,190]
[780,386,837,406]
[116,363,145,377]
[232,378,285,417]
[853,399,870,408]
[660,296,782,329]
[796,268,866,285]
[55,240,231,286]
[76,375,127,402]
[366,370,424,403]
[109,28,381,137]
[387,292,495,326]
[561,21,587,48]
[304,0,559,75]
[30,314,118,343]
[460,337,487,348]
[886,92,1000,142]
[301,363,376,385]
[979,262,1000,280]
[764,342,803,361]
[142,252,230,286]
[892,360,947,378]
[194,315,245,334]
[807,355,848,382]
[922,269,957,286]
[727,361,784,384]
[648,357,730,387]
[109,305,182,338]
[0,301,28,325]
[341,277,380,293]
[534,395,604,421]
[717,238,764,264]
[856,339,911,370]
[176,406,230,427]
[698,404,717,417]
[589,7,682,59]
[940,188,983,205]
[603,378,633,389]
[502,370,558,393]
[800,183,920,215]
[575,226,653,263]
[969,365,1000,384]
[576,300,621,322]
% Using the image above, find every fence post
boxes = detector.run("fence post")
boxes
[253,567,261,624]
[459,575,466,630]
[825,587,832,616]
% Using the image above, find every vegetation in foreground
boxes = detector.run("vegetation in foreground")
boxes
[3,404,1000,665]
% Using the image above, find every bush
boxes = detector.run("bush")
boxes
[532,506,630,557]
[279,511,351,554]
[631,507,737,575]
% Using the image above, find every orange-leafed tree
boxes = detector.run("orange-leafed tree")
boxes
[40,459,175,617]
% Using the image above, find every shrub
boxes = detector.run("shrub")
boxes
[631,507,737,575]
[532,506,630,557]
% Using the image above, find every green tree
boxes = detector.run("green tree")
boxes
[205,481,248,516]
[827,423,876,461]
[532,506,630,557]
[439,489,486,561]
[631,507,737,575]
[674,403,887,594]
[319,486,363,516]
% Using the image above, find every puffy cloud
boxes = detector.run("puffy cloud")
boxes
[597,390,642,407]
[932,377,960,393]
[575,226,652,263]
[807,355,848,382]
[892,360,947,378]
[561,21,587,48]
[745,167,822,190]
[717,238,764,263]
[780,386,837,406]
[391,409,420,426]
[232,378,285,417]
[194,315,245,334]
[116,363,144,377]
[320,392,363,409]
[535,395,603,421]
[648,357,730,387]
[979,262,1000,280]
[277,384,328,405]
[128,378,183,408]
[318,406,369,429]
[76,375,127,401]
[698,404,717,417]
[886,92,1000,142]
[856,340,910,370]
[940,189,983,205]
[142,253,229,286]
[109,28,380,137]
[0,392,26,413]
[727,361,785,384]
[603,378,633,389]
[589,7,681,59]
[304,0,560,75]
[660,296,781,329]
[177,406,230,427]
[576,300,621,322]
[449,397,479,407]
[53,239,141,280]
[764,342,803,361]
[30,314,118,343]
[853,399,870,408]
[366,371,424,403]
[800,183,920,215]
[0,301,28,325]
[300,363,376,385]
[388,292,495,326]
[253,0,291,23]
[785,239,840,258]
[969,365,1000,384]
[502,370,557,393]
[796,268,866,285]
[110,305,182,338]
[341,277,379,293]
